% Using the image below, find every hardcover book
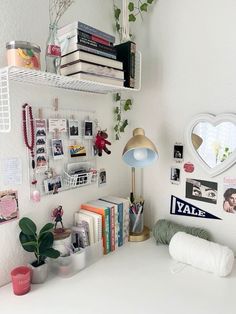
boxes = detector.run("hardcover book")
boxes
[60,61,124,79]
[61,50,123,70]
[69,72,124,87]
[115,41,136,88]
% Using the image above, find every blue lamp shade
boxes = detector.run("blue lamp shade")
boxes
[122,128,158,168]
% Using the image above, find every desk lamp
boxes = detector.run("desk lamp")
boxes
[122,128,158,241]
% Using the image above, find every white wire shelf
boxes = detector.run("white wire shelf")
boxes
[0,52,141,132]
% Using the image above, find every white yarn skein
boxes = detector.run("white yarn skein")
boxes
[169,232,235,277]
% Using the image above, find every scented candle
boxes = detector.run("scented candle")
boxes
[6,41,41,70]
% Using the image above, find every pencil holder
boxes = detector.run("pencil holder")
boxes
[129,212,144,234]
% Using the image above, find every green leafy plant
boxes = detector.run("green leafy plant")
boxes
[114,93,132,140]
[19,217,60,267]
[114,0,156,39]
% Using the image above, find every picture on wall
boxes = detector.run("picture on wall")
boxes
[170,167,180,184]
[44,176,62,194]
[52,139,64,159]
[98,169,106,187]
[173,144,184,161]
[223,177,236,213]
[48,118,67,133]
[69,144,86,158]
[185,178,218,204]
[84,121,93,139]
[69,120,80,139]
[0,190,19,224]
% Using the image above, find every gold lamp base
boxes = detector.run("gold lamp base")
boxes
[128,226,150,242]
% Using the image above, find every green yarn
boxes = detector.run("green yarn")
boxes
[152,219,211,244]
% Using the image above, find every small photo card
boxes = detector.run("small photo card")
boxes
[170,167,180,184]
[69,144,86,158]
[173,144,184,162]
[0,190,19,224]
[36,154,47,167]
[185,178,218,204]
[35,119,47,137]
[44,176,62,194]
[223,177,236,213]
[52,139,64,159]
[69,120,80,139]
[48,118,67,133]
[98,169,106,187]
[84,120,93,139]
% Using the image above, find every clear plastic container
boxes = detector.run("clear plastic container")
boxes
[129,213,144,234]
[6,41,41,70]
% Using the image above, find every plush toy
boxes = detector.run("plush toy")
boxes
[94,130,111,156]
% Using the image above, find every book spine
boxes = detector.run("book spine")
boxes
[78,30,112,46]
[76,44,117,60]
[105,209,110,254]
[110,206,115,251]
[77,21,115,44]
[77,36,116,55]
[118,204,123,246]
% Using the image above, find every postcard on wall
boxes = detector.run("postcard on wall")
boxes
[185,178,218,204]
[223,177,236,214]
[2,158,22,185]
[68,120,80,139]
[48,118,67,133]
[98,169,107,187]
[170,167,180,185]
[69,145,86,158]
[84,120,93,139]
[0,190,19,224]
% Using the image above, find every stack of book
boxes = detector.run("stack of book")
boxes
[74,196,130,255]
[58,21,124,87]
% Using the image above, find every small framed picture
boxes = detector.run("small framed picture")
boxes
[170,167,180,184]
[98,169,106,187]
[48,118,67,133]
[173,144,184,161]
[44,176,62,194]
[69,120,80,139]
[84,120,93,139]
[69,144,86,158]
[52,139,64,159]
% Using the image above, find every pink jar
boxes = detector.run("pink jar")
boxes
[6,41,41,70]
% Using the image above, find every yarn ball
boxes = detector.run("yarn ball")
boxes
[152,219,211,244]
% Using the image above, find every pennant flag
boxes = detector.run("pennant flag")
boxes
[170,195,221,220]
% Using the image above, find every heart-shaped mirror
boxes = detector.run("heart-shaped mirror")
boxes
[185,113,236,177]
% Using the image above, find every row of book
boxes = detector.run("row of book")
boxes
[74,196,130,254]
[58,21,136,88]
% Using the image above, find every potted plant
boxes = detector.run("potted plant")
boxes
[19,217,60,284]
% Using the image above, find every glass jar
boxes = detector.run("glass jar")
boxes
[45,23,61,74]
[6,41,41,70]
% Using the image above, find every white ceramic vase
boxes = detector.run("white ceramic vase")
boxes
[29,262,48,284]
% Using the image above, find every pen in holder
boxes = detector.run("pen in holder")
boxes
[129,203,144,234]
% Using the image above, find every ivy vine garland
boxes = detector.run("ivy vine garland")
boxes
[114,93,132,140]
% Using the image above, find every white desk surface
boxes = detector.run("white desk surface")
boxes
[1,237,236,314]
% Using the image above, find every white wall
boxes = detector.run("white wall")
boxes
[132,0,236,251]
[0,0,132,286]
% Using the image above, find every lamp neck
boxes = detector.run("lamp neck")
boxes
[131,167,135,203]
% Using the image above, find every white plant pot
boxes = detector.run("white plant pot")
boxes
[29,262,48,284]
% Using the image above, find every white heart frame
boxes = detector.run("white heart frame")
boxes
[185,113,236,177]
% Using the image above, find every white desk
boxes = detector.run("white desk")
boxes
[1,237,236,314]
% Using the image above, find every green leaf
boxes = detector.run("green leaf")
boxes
[140,3,148,11]
[19,232,37,252]
[41,248,60,259]
[147,0,154,4]
[115,134,120,140]
[19,217,37,236]
[39,232,54,253]
[114,124,119,132]
[114,106,120,114]
[115,22,120,32]
[117,114,121,121]
[129,14,136,22]
[225,147,229,152]
[128,2,134,11]
[120,120,128,132]
[124,99,132,111]
[39,223,54,237]
[115,93,121,101]
[114,7,121,20]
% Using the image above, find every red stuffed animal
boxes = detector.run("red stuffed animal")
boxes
[94,130,111,156]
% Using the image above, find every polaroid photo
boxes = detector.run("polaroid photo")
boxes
[36,137,46,146]
[36,154,47,167]
[52,139,64,160]
[68,120,80,139]
[48,118,67,133]
[84,120,93,139]
[44,176,62,194]
[98,169,106,187]
[173,144,184,162]
[185,178,218,204]
[69,144,86,158]
[170,167,180,185]
[35,119,47,137]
